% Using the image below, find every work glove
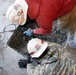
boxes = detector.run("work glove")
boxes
[67,32,76,48]
[23,28,33,37]
[18,59,31,68]
[18,52,31,68]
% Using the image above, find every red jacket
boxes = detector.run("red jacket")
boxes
[26,0,76,34]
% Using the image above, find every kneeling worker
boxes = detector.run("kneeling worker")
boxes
[18,38,76,75]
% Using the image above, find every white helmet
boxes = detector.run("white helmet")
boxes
[27,38,48,58]
[6,0,28,25]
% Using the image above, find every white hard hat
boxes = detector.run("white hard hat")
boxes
[67,32,76,48]
[27,38,48,58]
[6,0,28,25]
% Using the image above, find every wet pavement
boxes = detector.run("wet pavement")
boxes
[0,0,28,75]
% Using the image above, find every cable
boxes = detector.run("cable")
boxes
[0,24,16,41]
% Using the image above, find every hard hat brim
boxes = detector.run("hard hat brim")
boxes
[31,41,48,58]
[14,0,28,25]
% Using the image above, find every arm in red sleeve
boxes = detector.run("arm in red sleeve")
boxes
[32,22,52,35]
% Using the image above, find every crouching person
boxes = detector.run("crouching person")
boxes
[18,38,76,75]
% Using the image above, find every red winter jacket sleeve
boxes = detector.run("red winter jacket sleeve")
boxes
[33,21,53,34]
[26,0,56,35]
[33,26,52,35]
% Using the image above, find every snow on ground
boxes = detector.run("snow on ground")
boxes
[0,0,28,75]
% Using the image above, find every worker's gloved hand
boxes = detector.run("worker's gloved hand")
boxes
[18,52,31,68]
[67,32,76,48]
[18,59,31,68]
[23,28,33,37]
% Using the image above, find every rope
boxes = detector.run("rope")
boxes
[0,24,16,41]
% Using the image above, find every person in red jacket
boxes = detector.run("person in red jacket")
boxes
[7,0,76,48]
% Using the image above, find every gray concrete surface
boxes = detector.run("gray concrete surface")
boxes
[0,0,28,75]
